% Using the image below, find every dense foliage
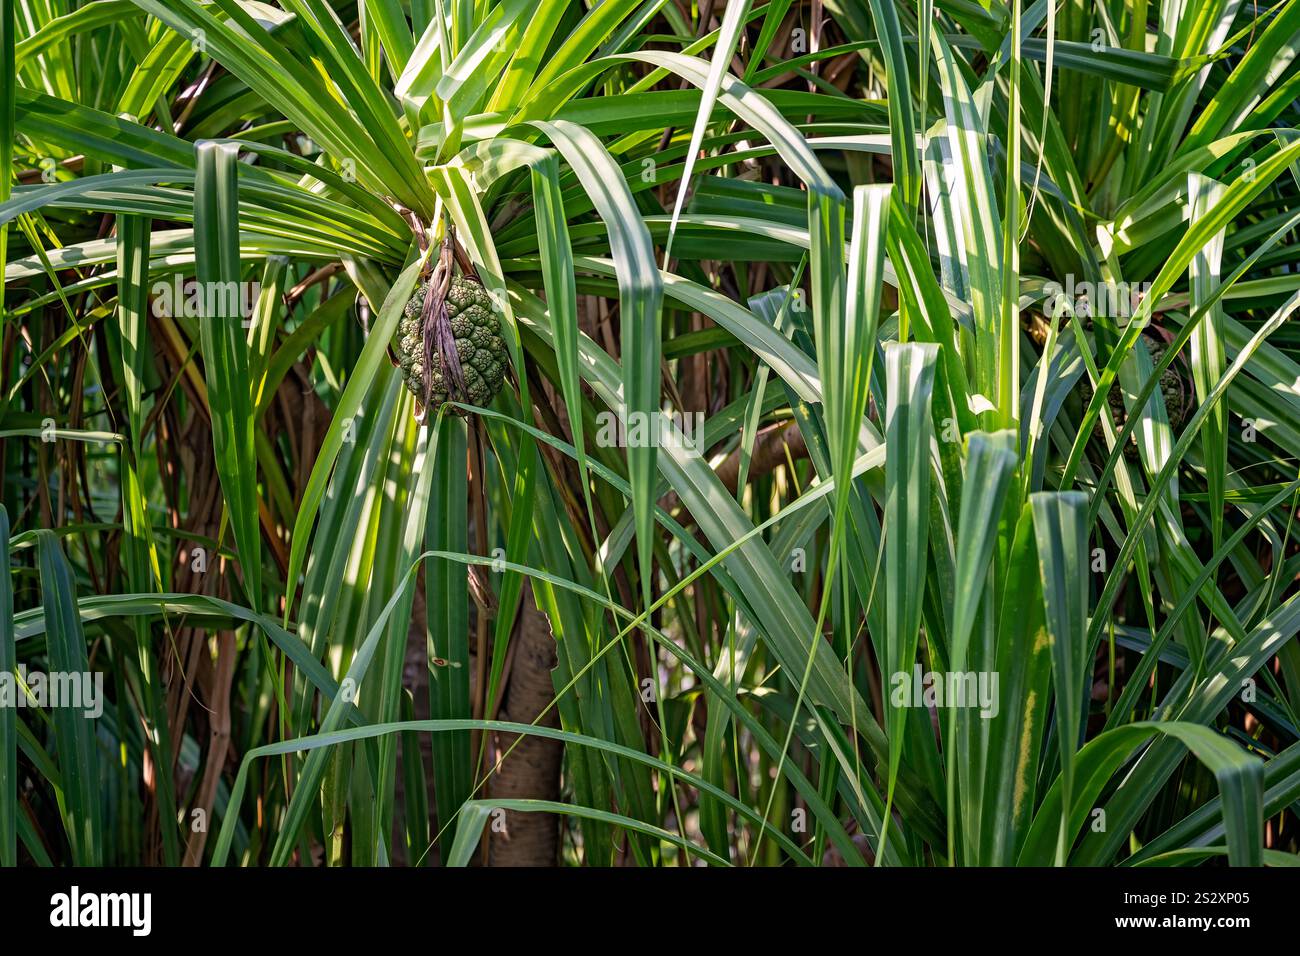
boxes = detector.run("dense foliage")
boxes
[2,0,1300,867]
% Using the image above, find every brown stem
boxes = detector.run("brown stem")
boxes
[182,633,236,865]
[487,584,563,866]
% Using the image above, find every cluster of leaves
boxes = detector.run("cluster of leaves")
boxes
[2,0,1300,867]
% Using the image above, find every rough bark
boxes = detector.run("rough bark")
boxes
[395,578,436,865]
[488,584,563,866]
[713,420,808,495]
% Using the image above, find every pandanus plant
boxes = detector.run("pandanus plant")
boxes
[1,0,1299,867]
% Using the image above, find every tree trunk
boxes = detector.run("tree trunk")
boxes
[488,584,563,866]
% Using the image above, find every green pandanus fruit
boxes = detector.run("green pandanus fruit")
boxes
[392,232,508,414]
